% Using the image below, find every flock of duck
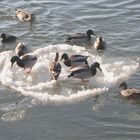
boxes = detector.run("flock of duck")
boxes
[1,8,140,99]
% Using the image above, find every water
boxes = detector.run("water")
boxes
[0,0,140,139]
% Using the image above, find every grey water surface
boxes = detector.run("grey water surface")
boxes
[0,0,140,140]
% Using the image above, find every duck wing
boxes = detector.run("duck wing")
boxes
[70,55,88,61]
[48,60,61,80]
[70,65,89,72]
[66,33,86,41]
[68,67,92,79]
[121,88,140,97]
[20,54,37,68]
[70,55,89,66]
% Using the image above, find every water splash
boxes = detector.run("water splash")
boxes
[0,44,138,107]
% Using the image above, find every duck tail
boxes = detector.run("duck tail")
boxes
[68,72,74,78]
[55,52,59,62]
[65,36,71,42]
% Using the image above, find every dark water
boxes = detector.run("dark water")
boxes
[0,0,140,140]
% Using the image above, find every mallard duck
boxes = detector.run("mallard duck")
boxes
[48,52,62,80]
[65,30,97,45]
[119,82,140,98]
[68,62,102,82]
[60,53,89,68]
[15,8,35,22]
[11,54,37,73]
[0,33,16,43]
[94,37,106,51]
[15,42,28,57]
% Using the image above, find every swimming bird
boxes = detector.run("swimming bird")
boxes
[15,8,35,22]
[94,37,106,51]
[65,30,97,46]
[119,82,140,98]
[15,42,28,57]
[47,52,62,80]
[0,33,16,43]
[11,54,37,73]
[68,62,102,82]
[60,53,89,68]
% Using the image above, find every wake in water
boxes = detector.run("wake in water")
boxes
[0,44,139,121]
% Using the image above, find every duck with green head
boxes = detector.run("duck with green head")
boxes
[68,62,102,82]
[60,53,89,68]
[11,54,37,73]
[65,30,97,46]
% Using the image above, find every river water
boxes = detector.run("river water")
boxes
[0,0,140,140]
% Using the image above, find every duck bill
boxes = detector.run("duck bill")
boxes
[98,67,102,71]
[11,63,14,68]
[93,32,98,37]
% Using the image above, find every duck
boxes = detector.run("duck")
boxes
[60,53,89,68]
[68,62,102,82]
[94,36,106,51]
[65,30,97,46]
[47,52,62,80]
[119,82,140,98]
[11,54,37,73]
[0,33,16,43]
[15,8,35,22]
[15,42,28,57]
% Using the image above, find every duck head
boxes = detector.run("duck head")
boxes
[91,62,102,71]
[119,82,128,90]
[11,56,25,68]
[11,56,20,68]
[55,52,59,62]
[98,37,103,42]
[60,53,69,61]
[1,33,6,39]
[86,30,97,39]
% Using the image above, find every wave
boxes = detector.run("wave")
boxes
[0,44,138,105]
[0,44,139,121]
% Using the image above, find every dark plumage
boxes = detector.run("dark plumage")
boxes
[0,33,16,43]
[48,52,62,80]
[60,53,89,68]
[65,30,97,46]
[68,62,102,82]
[11,54,37,73]
[119,82,140,98]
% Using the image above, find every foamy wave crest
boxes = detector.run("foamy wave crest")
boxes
[0,44,138,106]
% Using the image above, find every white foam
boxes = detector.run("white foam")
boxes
[0,44,138,106]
